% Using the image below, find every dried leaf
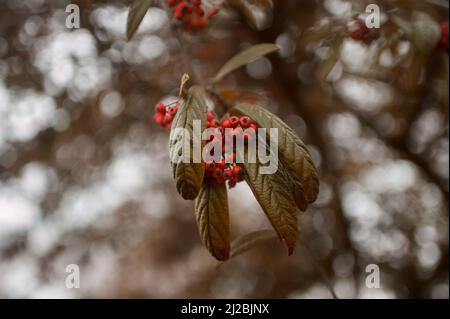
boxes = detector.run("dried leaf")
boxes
[212,43,280,83]
[195,183,230,261]
[230,103,319,205]
[279,160,308,211]
[241,154,299,255]
[226,0,274,31]
[230,229,278,258]
[169,86,207,200]
[127,0,152,40]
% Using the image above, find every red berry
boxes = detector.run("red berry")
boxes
[228,116,240,128]
[218,160,226,169]
[228,178,237,188]
[205,162,216,171]
[163,113,173,125]
[212,167,223,178]
[153,113,164,125]
[232,165,242,178]
[208,119,220,128]
[192,0,201,6]
[223,168,233,180]
[155,103,166,114]
[222,119,232,129]
[249,123,258,132]
[174,9,184,20]
[346,19,376,43]
[207,112,215,122]
[239,116,251,128]
[195,6,205,16]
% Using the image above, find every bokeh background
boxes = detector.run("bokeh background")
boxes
[0,0,448,298]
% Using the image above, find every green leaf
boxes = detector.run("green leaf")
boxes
[212,43,280,83]
[169,86,207,200]
[226,0,274,31]
[195,183,230,261]
[241,152,299,255]
[230,229,278,258]
[230,103,320,205]
[127,0,152,40]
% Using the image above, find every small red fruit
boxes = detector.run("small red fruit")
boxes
[208,119,220,128]
[239,116,251,128]
[228,116,240,128]
[223,168,233,180]
[155,103,166,114]
[228,178,237,188]
[232,165,242,178]
[222,119,232,129]
[212,167,223,178]
[154,113,164,125]
[205,162,216,171]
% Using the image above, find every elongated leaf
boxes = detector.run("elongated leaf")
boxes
[212,43,280,83]
[230,103,319,205]
[241,155,299,255]
[169,86,207,200]
[227,0,274,31]
[279,160,308,211]
[230,229,278,258]
[195,183,230,261]
[127,0,152,40]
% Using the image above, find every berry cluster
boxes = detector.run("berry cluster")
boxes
[346,18,378,44]
[153,102,258,189]
[440,21,449,50]
[153,102,179,130]
[166,0,219,32]
[204,113,258,188]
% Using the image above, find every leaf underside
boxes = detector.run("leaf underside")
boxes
[169,86,207,200]
[195,183,230,261]
[241,153,299,255]
[127,0,152,40]
[230,103,320,207]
